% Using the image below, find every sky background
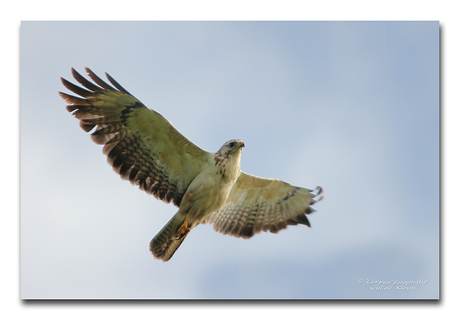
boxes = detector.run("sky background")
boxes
[20,21,439,299]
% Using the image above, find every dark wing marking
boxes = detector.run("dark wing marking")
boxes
[205,172,323,238]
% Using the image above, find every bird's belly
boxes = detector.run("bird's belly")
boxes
[180,175,235,224]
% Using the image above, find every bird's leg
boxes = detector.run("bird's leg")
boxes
[176,213,191,240]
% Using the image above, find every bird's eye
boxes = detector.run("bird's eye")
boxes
[228,142,236,148]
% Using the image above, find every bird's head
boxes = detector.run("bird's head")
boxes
[217,139,245,157]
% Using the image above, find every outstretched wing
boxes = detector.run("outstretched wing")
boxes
[59,68,211,206]
[205,172,323,238]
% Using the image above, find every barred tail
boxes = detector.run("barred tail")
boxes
[149,213,190,262]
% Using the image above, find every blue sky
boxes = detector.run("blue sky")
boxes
[20,21,439,299]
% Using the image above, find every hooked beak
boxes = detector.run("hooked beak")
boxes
[238,140,245,149]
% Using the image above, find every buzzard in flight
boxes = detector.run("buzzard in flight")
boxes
[59,68,323,261]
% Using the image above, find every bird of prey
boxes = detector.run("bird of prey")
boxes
[59,68,323,262]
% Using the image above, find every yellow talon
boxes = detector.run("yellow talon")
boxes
[177,214,190,240]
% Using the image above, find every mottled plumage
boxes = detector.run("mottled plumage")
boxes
[60,68,323,261]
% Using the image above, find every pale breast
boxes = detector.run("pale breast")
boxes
[181,154,241,223]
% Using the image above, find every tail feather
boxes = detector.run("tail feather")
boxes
[150,213,189,262]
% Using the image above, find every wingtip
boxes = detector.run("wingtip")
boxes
[60,76,72,89]
[58,90,72,101]
[315,186,323,195]
[71,67,80,78]
[312,186,323,202]
[84,67,93,78]
[85,67,96,78]
[105,71,132,95]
